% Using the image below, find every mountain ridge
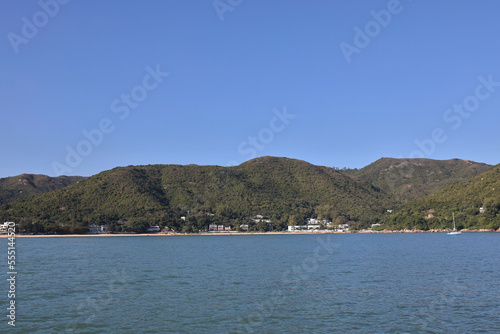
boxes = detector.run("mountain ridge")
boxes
[0,157,390,233]
[0,174,85,206]
[344,157,492,202]
[381,163,500,230]
[0,156,497,233]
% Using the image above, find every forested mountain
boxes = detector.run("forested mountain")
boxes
[0,157,392,233]
[345,158,491,202]
[1,157,497,234]
[381,164,500,230]
[0,174,85,205]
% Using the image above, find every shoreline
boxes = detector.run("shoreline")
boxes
[1,229,498,238]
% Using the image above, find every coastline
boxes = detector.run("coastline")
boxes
[1,229,498,238]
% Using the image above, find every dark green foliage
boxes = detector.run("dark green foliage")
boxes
[123,219,150,233]
[1,157,498,233]
[0,157,393,232]
[381,164,500,230]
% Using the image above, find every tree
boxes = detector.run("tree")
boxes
[123,220,149,233]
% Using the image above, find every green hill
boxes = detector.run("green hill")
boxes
[381,164,500,230]
[0,157,392,233]
[0,174,85,205]
[345,158,491,202]
[2,156,497,234]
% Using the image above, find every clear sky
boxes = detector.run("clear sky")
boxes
[1,0,499,177]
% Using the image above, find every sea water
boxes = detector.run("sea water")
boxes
[1,233,499,333]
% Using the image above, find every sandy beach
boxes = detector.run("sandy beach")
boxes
[1,228,498,238]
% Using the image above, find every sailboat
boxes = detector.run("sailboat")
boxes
[447,213,461,235]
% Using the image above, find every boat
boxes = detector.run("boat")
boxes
[447,213,461,235]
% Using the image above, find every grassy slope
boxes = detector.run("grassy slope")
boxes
[2,157,497,232]
[346,158,491,202]
[382,164,500,230]
[0,174,85,205]
[0,157,392,230]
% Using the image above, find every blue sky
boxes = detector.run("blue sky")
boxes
[1,0,499,177]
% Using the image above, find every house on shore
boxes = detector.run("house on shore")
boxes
[288,224,321,231]
[146,226,161,233]
[0,222,14,234]
[209,224,231,232]
[89,225,108,234]
[252,215,271,224]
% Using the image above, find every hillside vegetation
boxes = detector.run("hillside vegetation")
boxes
[0,174,85,205]
[0,157,391,233]
[381,164,500,230]
[346,158,491,202]
[1,157,497,234]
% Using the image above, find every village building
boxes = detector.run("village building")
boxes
[89,225,108,234]
[0,222,14,234]
[146,226,161,233]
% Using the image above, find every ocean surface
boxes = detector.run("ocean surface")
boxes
[1,233,499,333]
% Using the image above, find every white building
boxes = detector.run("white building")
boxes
[307,218,319,225]
[0,222,14,233]
[288,225,306,231]
[209,224,231,232]
[307,224,321,230]
[288,224,321,231]
[253,215,271,223]
[89,225,107,234]
[307,218,332,226]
